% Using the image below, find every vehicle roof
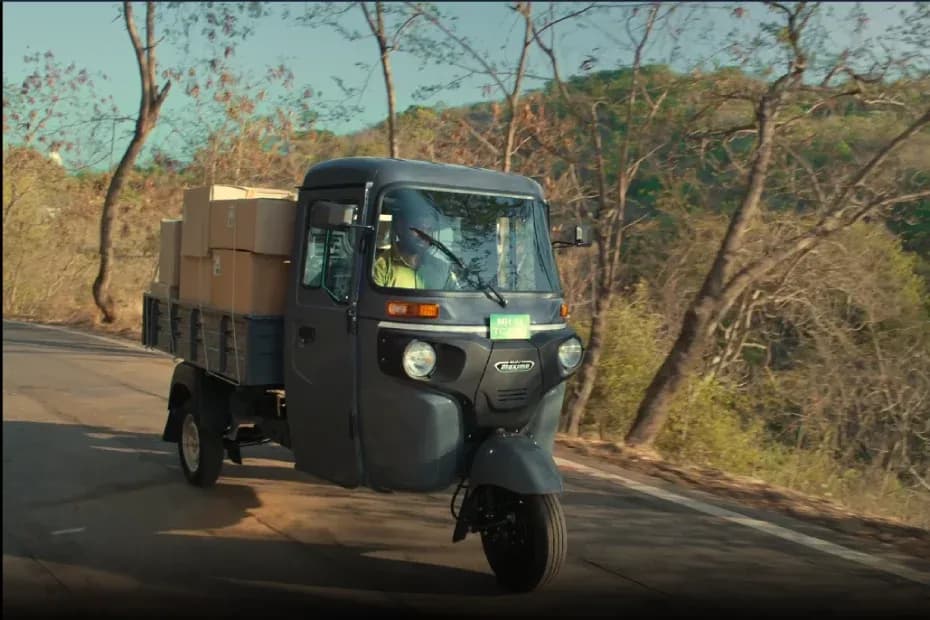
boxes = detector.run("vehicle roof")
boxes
[300,157,544,198]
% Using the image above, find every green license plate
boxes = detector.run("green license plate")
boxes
[489,314,531,340]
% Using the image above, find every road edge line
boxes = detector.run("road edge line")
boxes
[555,456,930,587]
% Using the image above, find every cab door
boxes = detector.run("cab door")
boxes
[284,185,369,487]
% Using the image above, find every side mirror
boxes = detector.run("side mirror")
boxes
[572,224,593,246]
[310,201,356,229]
[552,223,593,248]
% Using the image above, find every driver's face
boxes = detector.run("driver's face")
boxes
[397,214,437,254]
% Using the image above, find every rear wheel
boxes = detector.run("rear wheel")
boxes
[479,487,567,592]
[177,401,224,488]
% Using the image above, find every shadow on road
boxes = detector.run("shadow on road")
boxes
[2,419,505,618]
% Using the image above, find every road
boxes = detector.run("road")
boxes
[3,319,929,618]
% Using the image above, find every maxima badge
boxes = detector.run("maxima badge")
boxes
[495,360,535,373]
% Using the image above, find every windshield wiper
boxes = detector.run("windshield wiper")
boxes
[410,227,507,307]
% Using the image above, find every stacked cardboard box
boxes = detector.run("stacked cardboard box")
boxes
[177,185,297,315]
[208,197,296,315]
[149,219,182,301]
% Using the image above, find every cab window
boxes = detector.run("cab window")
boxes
[371,187,560,293]
[303,203,357,303]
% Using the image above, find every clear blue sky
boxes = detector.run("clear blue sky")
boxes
[2,1,915,170]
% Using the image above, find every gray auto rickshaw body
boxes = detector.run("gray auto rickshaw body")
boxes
[282,157,581,496]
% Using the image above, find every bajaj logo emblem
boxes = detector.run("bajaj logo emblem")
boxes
[495,360,534,373]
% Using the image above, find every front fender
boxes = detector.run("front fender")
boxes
[468,433,563,495]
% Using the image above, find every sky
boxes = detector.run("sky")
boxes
[2,1,917,171]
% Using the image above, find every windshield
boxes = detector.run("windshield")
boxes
[371,186,561,293]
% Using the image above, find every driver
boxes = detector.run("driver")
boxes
[373,189,440,289]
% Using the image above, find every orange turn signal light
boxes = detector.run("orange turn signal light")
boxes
[386,301,440,319]
[560,303,570,318]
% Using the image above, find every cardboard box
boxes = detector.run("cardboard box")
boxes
[209,198,297,256]
[178,255,213,305]
[210,249,290,316]
[149,281,179,301]
[157,219,183,286]
[181,185,296,257]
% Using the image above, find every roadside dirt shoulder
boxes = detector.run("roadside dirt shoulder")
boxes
[5,316,143,346]
[555,435,930,562]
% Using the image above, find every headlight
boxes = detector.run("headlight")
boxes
[402,339,437,378]
[558,337,583,371]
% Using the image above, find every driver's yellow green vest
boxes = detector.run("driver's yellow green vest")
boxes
[373,249,425,289]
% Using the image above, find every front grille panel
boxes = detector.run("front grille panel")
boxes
[496,388,529,406]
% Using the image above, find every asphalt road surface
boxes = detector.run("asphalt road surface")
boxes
[3,319,929,618]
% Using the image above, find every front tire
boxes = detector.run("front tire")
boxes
[479,488,567,592]
[177,402,224,488]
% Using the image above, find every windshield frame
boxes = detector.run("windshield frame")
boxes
[366,181,563,297]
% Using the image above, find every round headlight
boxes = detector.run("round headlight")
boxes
[402,339,437,378]
[558,337,583,371]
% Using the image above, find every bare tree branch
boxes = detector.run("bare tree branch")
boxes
[533,3,601,37]
[785,144,826,206]
[408,2,509,97]
[124,2,149,108]
[145,1,156,95]
[456,116,500,156]
[834,107,930,207]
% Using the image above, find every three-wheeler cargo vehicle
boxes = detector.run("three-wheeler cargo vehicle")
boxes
[142,157,590,592]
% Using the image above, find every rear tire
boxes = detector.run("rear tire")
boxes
[177,401,224,488]
[480,489,567,592]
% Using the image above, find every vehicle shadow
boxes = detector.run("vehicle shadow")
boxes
[2,419,504,617]
[5,421,927,617]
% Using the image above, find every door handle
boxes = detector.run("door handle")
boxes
[298,325,315,345]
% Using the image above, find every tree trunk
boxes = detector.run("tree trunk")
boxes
[503,2,532,173]
[363,2,399,159]
[93,118,152,323]
[503,102,519,173]
[625,97,780,449]
[561,236,611,434]
[625,301,718,447]
[93,1,169,323]
[381,46,398,159]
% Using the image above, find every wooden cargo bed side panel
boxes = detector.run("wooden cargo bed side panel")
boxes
[201,312,284,385]
[145,298,179,356]
[142,294,285,387]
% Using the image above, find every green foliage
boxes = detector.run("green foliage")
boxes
[584,284,665,439]
[582,283,768,472]
[658,378,769,473]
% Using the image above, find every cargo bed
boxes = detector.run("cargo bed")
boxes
[141,293,285,387]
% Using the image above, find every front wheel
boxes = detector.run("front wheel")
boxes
[479,488,567,592]
[177,403,224,488]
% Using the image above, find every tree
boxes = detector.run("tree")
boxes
[92,1,171,323]
[361,2,414,158]
[406,1,535,172]
[522,3,700,435]
[3,52,118,184]
[624,1,930,450]
[179,61,304,187]
[91,1,273,323]
[299,2,424,158]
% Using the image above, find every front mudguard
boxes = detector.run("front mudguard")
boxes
[468,432,563,495]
